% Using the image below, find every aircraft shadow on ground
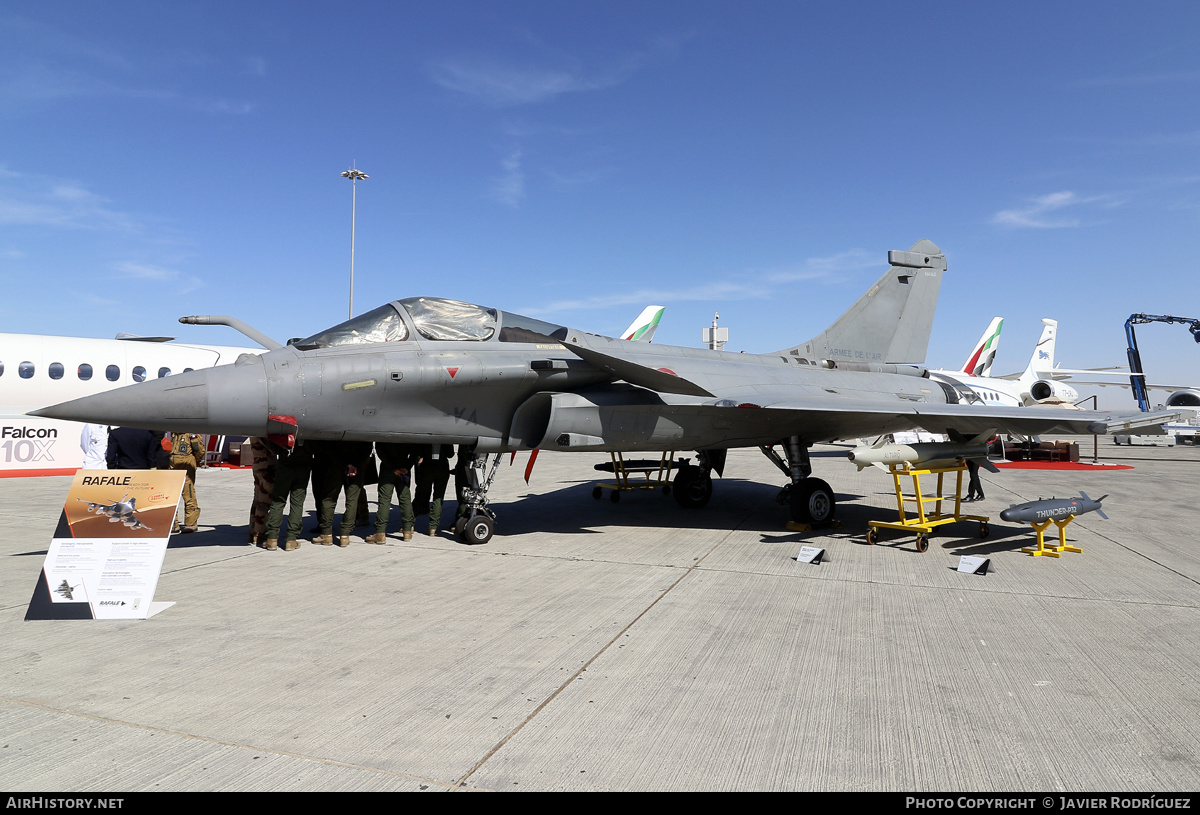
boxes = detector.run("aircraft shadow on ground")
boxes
[492,477,809,537]
[151,473,1069,551]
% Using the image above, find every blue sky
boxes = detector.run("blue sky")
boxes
[2,1,1198,406]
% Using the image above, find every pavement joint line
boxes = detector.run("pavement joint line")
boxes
[681,563,1200,608]
[162,550,262,573]
[452,505,756,789]
[0,696,457,790]
[1084,528,1200,587]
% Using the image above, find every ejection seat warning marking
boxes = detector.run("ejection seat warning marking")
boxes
[26,469,185,621]
[446,367,460,379]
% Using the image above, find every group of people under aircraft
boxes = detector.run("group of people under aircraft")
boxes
[247,437,463,551]
[82,421,465,549]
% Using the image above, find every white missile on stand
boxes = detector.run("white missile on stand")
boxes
[847,435,999,472]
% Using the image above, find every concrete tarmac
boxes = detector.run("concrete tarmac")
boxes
[2,438,1198,791]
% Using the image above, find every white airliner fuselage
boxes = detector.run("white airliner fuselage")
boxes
[1,333,259,476]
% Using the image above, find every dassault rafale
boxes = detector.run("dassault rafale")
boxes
[77,493,152,530]
[35,240,1185,544]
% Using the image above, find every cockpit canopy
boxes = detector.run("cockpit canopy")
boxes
[292,297,568,351]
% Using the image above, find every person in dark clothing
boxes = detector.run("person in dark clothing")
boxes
[964,459,985,502]
[369,443,421,543]
[313,440,373,546]
[262,440,313,551]
[414,444,454,537]
[106,427,160,470]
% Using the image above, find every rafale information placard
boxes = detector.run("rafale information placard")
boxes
[25,469,186,620]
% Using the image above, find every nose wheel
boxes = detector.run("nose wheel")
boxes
[456,513,495,545]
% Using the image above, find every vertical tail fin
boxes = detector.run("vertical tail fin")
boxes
[1021,319,1058,382]
[622,306,664,342]
[776,239,947,365]
[961,317,1004,377]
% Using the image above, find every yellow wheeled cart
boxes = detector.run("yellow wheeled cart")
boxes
[592,452,678,503]
[866,462,990,552]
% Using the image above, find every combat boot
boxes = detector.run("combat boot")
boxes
[427,528,437,537]
[264,537,279,551]
[365,533,386,544]
[337,536,351,547]
[283,538,299,551]
[403,530,413,541]
[311,534,333,546]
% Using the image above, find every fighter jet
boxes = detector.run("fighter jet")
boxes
[35,239,1186,545]
[77,493,152,530]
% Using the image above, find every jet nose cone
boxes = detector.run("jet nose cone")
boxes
[32,356,269,435]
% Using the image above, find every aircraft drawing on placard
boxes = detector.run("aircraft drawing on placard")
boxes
[36,239,1188,545]
[77,493,153,530]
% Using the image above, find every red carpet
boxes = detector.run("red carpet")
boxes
[993,461,1133,471]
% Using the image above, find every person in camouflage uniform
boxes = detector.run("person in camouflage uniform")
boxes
[248,437,277,546]
[169,431,205,534]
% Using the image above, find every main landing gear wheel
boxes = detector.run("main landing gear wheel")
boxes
[672,466,712,509]
[789,478,836,524]
[459,514,494,545]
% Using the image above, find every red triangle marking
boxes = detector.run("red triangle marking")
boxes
[446,366,460,379]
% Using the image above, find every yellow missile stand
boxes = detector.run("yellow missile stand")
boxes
[1020,516,1083,557]
[866,462,990,552]
[592,452,677,503]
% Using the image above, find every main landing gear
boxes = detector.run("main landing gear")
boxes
[761,437,837,525]
[672,451,716,509]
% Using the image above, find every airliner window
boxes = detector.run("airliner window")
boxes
[49,362,64,380]
[498,312,568,343]
[78,364,92,381]
[293,304,409,350]
[158,367,172,378]
[133,366,147,383]
[106,365,120,382]
[400,297,496,341]
[19,361,34,379]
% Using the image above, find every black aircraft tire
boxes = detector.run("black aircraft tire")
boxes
[790,478,836,524]
[672,467,712,509]
[463,515,494,545]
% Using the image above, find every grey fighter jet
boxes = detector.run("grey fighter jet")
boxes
[35,240,1186,544]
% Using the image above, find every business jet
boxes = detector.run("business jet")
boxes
[0,332,262,476]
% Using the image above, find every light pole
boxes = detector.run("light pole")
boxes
[341,166,369,319]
